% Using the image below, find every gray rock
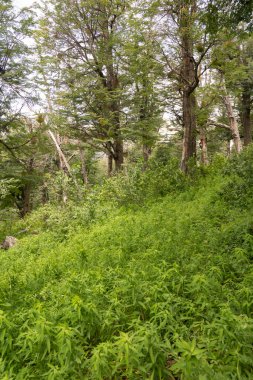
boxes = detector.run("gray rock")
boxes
[0,236,18,250]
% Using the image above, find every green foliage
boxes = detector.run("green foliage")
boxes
[94,154,188,207]
[1,148,253,378]
[0,119,52,217]
[0,0,33,130]
[220,145,253,208]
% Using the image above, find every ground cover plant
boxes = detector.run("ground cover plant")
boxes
[1,149,253,379]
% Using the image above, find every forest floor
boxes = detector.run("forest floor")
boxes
[1,149,253,379]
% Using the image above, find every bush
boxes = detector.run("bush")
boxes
[96,157,188,207]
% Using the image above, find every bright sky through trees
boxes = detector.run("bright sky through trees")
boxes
[13,0,35,8]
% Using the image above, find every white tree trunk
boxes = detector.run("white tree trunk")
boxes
[48,130,72,175]
[221,76,242,153]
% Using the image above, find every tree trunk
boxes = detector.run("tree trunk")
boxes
[221,75,242,153]
[180,1,197,172]
[108,75,123,172]
[227,140,230,156]
[108,98,123,172]
[181,91,197,172]
[143,144,152,169]
[107,153,113,176]
[241,84,251,146]
[114,138,124,171]
[18,158,34,218]
[104,16,123,172]
[19,183,32,218]
[223,94,242,153]
[199,129,208,165]
[48,130,72,175]
[79,148,89,185]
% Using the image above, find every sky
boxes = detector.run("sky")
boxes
[13,0,36,9]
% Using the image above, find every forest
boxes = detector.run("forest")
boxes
[0,0,253,378]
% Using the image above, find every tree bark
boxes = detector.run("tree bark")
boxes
[48,130,82,201]
[107,85,123,171]
[223,90,242,153]
[107,152,113,176]
[227,139,232,156]
[143,144,152,169]
[181,90,197,172]
[104,14,123,172]
[114,138,124,171]
[179,1,197,172]
[79,147,89,185]
[199,129,208,165]
[241,84,251,146]
[48,130,72,175]
[19,184,32,218]
[18,158,34,218]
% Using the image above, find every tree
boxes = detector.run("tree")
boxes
[0,0,36,217]
[0,117,50,217]
[0,0,33,132]
[36,0,133,173]
[156,0,217,172]
[239,37,253,146]
[123,4,164,166]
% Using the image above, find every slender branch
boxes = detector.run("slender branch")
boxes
[207,121,231,130]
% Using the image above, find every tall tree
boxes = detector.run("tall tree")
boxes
[178,0,198,172]
[36,0,131,172]
[157,0,216,172]
[239,38,253,146]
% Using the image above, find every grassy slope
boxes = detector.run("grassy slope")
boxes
[1,153,253,379]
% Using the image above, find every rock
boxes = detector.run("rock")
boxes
[0,236,18,250]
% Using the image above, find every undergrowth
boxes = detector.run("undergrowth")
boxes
[1,149,253,379]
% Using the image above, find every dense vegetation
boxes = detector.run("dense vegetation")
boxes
[1,148,253,379]
[0,0,252,219]
[0,0,253,378]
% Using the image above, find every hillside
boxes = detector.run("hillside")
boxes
[1,149,253,379]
